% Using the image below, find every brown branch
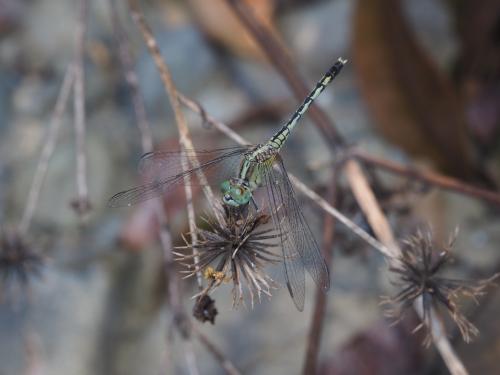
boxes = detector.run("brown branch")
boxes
[109,0,153,153]
[19,65,75,235]
[302,172,337,375]
[223,0,344,146]
[128,0,224,225]
[109,2,203,373]
[353,150,500,207]
[126,3,242,374]
[192,325,242,375]
[71,0,91,215]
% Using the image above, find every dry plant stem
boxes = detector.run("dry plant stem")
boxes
[181,155,204,291]
[224,0,343,146]
[73,0,91,214]
[109,0,202,291]
[224,1,467,372]
[345,160,468,375]
[353,150,500,207]
[128,0,224,226]
[112,4,200,373]
[127,4,240,374]
[115,8,203,375]
[109,0,153,153]
[302,174,337,375]
[192,325,242,375]
[183,340,201,375]
[178,94,249,146]
[344,160,400,257]
[157,209,200,375]
[19,65,75,235]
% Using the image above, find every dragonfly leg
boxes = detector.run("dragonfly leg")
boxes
[250,196,259,211]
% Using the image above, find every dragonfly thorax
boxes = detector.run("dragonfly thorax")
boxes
[245,143,278,163]
[220,178,252,207]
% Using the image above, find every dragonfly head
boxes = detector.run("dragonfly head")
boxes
[220,179,251,207]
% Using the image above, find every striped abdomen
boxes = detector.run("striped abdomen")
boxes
[268,58,347,150]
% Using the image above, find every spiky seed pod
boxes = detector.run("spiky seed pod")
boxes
[193,295,218,324]
[175,208,282,310]
[382,228,498,344]
[0,230,43,298]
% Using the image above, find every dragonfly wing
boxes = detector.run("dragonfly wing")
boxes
[261,156,330,310]
[138,146,249,185]
[108,147,249,207]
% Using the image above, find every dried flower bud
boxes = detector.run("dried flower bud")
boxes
[382,227,498,344]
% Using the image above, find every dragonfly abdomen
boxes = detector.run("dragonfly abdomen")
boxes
[269,58,347,151]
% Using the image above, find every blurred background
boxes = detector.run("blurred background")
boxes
[1,0,500,374]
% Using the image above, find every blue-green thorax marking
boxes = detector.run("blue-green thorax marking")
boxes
[221,58,347,207]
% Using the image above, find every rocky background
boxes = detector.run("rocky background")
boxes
[1,0,500,374]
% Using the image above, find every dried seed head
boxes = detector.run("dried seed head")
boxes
[0,230,43,300]
[193,295,218,324]
[382,227,498,344]
[176,208,281,311]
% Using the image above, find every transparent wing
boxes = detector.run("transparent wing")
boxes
[138,146,249,182]
[260,156,330,311]
[108,146,249,208]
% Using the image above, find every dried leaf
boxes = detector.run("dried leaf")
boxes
[187,0,279,61]
[456,0,500,152]
[320,319,424,375]
[352,0,477,181]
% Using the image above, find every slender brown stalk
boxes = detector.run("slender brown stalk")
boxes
[223,0,344,146]
[157,208,200,375]
[302,173,337,375]
[109,4,202,373]
[19,65,75,235]
[344,160,467,375]
[126,0,207,292]
[353,150,500,207]
[126,3,242,374]
[109,0,204,291]
[72,0,91,215]
[192,325,242,375]
[128,0,224,225]
[109,0,153,153]
[221,2,468,372]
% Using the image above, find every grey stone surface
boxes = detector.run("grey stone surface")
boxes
[0,1,498,374]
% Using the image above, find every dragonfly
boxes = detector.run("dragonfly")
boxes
[109,57,347,310]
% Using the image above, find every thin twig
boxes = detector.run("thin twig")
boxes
[109,0,204,291]
[302,172,337,375]
[353,149,500,207]
[192,325,242,375]
[345,159,468,375]
[109,0,153,153]
[127,0,215,290]
[157,208,200,375]
[344,160,400,258]
[127,5,241,375]
[72,0,91,215]
[178,93,249,146]
[110,3,202,373]
[19,65,75,235]
[222,2,468,373]
[181,153,203,291]
[128,0,224,226]
[223,0,344,146]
